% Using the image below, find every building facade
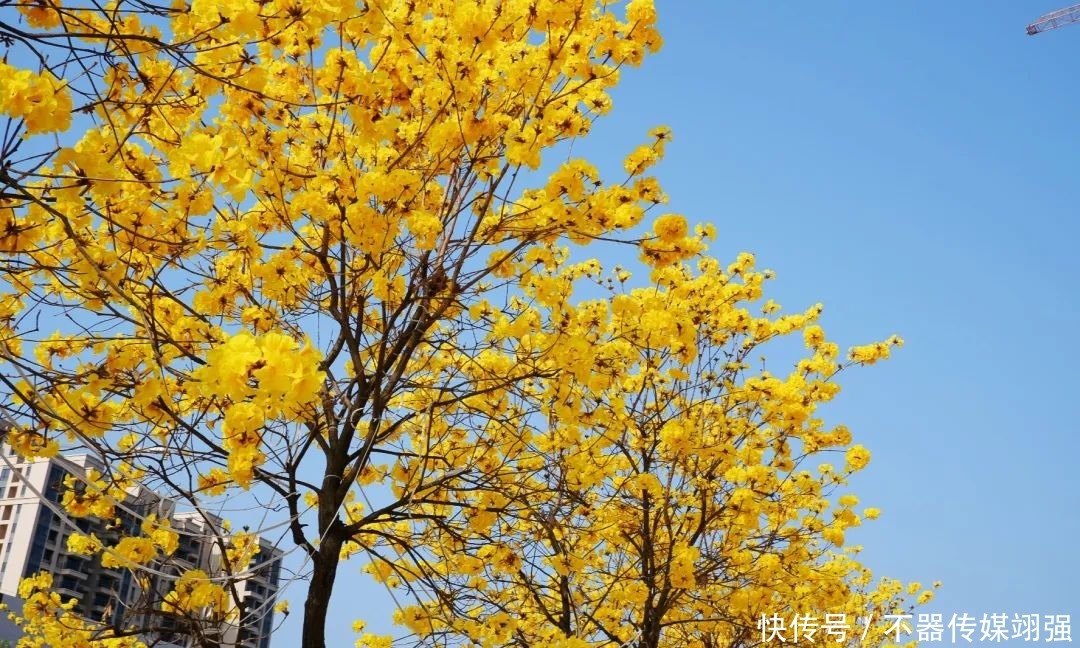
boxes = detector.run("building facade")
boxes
[0,443,281,648]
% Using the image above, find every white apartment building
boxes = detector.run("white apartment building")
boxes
[0,444,281,648]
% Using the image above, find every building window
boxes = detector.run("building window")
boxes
[1,506,9,520]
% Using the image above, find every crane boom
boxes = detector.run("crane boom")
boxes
[1027,3,1080,35]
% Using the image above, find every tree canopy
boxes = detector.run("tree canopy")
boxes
[0,0,927,647]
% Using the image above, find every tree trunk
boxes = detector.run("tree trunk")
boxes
[638,604,662,648]
[301,532,343,648]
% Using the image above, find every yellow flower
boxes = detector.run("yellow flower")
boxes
[623,145,659,176]
[102,536,157,568]
[659,420,693,456]
[803,325,826,349]
[0,63,72,134]
[822,527,845,546]
[653,214,688,242]
[648,124,672,141]
[18,0,62,29]
[142,514,179,556]
[848,335,903,365]
[838,494,859,507]
[669,543,700,588]
[845,445,871,472]
[66,533,103,556]
[198,468,232,496]
[164,569,229,615]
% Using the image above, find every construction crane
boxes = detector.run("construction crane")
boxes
[1027,3,1080,35]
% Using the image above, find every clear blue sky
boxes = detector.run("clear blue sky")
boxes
[276,2,1080,645]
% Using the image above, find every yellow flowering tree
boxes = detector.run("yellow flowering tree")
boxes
[0,0,926,647]
[363,250,923,648]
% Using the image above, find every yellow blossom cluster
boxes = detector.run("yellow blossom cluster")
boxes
[162,570,230,618]
[0,62,72,134]
[60,470,116,519]
[17,0,62,28]
[66,532,103,556]
[100,536,157,569]
[224,531,261,572]
[9,572,146,647]
[849,335,905,364]
[5,427,59,459]
[191,331,323,487]
[66,514,179,571]
[141,514,180,556]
